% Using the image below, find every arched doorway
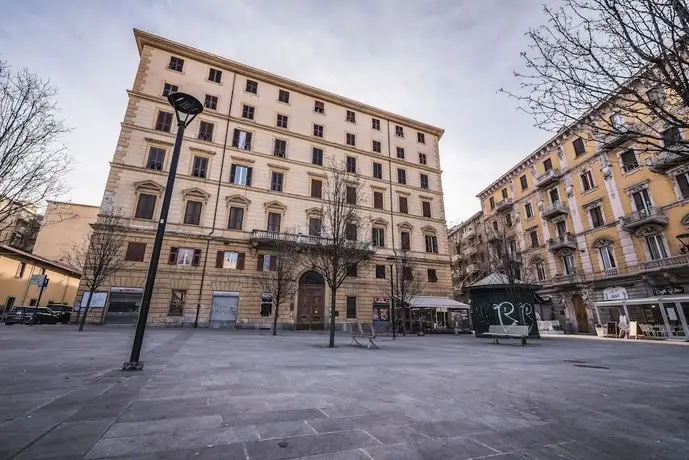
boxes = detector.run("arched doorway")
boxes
[572,294,589,333]
[297,271,325,330]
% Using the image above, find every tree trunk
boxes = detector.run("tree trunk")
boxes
[78,291,94,332]
[328,288,337,348]
[272,300,279,336]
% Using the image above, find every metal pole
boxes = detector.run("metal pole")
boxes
[123,121,186,370]
[32,278,48,324]
[389,263,396,339]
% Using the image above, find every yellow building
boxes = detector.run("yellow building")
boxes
[477,120,689,337]
[33,201,100,264]
[0,245,80,312]
[79,29,453,328]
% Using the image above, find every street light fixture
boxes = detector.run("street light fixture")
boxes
[677,233,689,253]
[123,92,203,371]
[386,256,397,339]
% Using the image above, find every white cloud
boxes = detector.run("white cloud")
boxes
[0,0,552,223]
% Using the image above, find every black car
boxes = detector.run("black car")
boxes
[4,307,59,325]
[47,305,73,324]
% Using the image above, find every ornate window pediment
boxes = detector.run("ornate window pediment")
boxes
[226,194,251,207]
[583,198,603,211]
[182,187,211,201]
[264,200,287,213]
[635,224,664,237]
[305,207,322,218]
[372,217,388,227]
[592,237,614,248]
[551,215,567,224]
[134,180,164,193]
[398,221,413,231]
[557,248,575,257]
[422,225,436,235]
[625,180,650,195]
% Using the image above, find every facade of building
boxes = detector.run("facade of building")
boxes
[0,203,41,252]
[477,116,689,335]
[0,245,81,312]
[447,211,489,302]
[33,201,100,263]
[79,29,452,328]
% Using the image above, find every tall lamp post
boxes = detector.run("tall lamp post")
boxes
[123,93,203,371]
[386,256,396,339]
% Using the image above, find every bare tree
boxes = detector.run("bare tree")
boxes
[388,250,426,335]
[0,61,70,235]
[503,0,689,162]
[64,210,127,331]
[306,160,373,347]
[485,213,534,301]
[256,241,302,335]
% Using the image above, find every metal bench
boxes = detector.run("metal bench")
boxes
[480,325,529,346]
[351,322,378,349]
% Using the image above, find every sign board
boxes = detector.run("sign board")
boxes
[652,286,685,296]
[666,307,678,321]
[30,274,48,287]
[77,291,108,310]
[603,286,628,301]
[111,287,144,294]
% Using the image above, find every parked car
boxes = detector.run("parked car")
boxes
[4,307,59,325]
[47,305,73,324]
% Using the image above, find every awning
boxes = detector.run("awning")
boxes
[409,296,470,309]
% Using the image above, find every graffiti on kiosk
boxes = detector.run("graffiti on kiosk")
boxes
[493,301,536,333]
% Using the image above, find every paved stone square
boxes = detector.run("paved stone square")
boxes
[0,326,687,460]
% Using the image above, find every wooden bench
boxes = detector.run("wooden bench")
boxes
[480,325,529,346]
[351,322,378,349]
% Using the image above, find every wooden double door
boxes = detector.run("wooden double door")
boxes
[297,272,325,330]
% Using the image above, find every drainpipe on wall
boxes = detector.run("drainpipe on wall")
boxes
[194,72,237,328]
[385,120,399,332]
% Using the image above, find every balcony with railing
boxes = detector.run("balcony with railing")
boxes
[466,264,480,274]
[463,245,477,257]
[486,230,500,241]
[620,206,668,232]
[547,232,578,252]
[535,168,563,189]
[641,254,689,271]
[647,149,689,173]
[451,254,461,264]
[250,230,374,251]
[462,228,476,240]
[495,198,513,213]
[541,201,569,219]
[599,123,638,151]
[552,271,587,284]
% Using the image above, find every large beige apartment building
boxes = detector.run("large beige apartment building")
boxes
[80,29,451,327]
[33,201,100,263]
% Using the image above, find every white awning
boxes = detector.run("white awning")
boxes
[409,296,470,309]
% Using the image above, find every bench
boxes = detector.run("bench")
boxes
[480,325,529,346]
[351,322,378,349]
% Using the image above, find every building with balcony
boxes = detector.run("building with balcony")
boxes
[77,29,452,329]
[477,107,689,336]
[447,211,488,302]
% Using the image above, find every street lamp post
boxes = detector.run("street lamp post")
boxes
[387,256,396,339]
[123,93,203,371]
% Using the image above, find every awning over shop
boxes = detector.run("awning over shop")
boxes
[409,296,470,310]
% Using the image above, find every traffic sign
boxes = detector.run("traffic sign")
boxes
[30,274,47,287]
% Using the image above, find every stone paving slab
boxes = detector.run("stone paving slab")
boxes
[0,326,688,459]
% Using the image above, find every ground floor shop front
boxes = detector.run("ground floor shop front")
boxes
[594,296,689,340]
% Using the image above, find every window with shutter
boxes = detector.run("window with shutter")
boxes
[422,201,431,218]
[267,213,281,232]
[232,129,252,150]
[198,121,214,142]
[228,207,244,230]
[311,180,322,198]
[346,186,356,204]
[399,196,408,214]
[427,269,437,282]
[168,247,179,264]
[401,231,411,250]
[155,111,173,132]
[125,242,146,262]
[374,192,383,209]
[346,263,358,277]
[216,251,224,268]
[420,174,429,189]
[309,218,322,236]
[346,223,357,241]
[346,297,357,319]
[573,137,586,156]
[237,253,245,269]
[135,194,157,220]
[373,162,382,179]
[184,201,202,225]
[192,249,201,266]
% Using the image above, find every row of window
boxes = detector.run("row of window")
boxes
[165,54,428,140]
[145,141,431,190]
[134,193,439,251]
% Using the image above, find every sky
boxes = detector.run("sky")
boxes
[0,0,554,225]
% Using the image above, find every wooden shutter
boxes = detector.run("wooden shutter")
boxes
[374,192,383,209]
[232,129,239,147]
[216,251,224,268]
[257,254,264,271]
[422,201,431,218]
[168,247,178,264]
[192,249,201,266]
[311,180,322,198]
[237,252,245,270]
[229,164,236,183]
[399,197,408,213]
[245,132,253,150]
[269,255,277,271]
[246,167,253,186]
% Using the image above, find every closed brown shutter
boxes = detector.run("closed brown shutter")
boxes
[422,201,431,218]
[374,192,383,209]
[125,242,146,262]
[237,253,245,270]
[399,197,408,214]
[311,180,322,198]
[168,247,178,264]
[192,249,202,266]
[257,254,264,271]
[216,251,224,268]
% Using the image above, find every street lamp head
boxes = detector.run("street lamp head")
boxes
[167,92,203,127]
[677,233,689,252]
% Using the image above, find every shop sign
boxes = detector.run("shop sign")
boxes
[603,286,628,301]
[652,286,685,296]
[111,287,144,294]
[666,307,678,321]
[77,291,108,310]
